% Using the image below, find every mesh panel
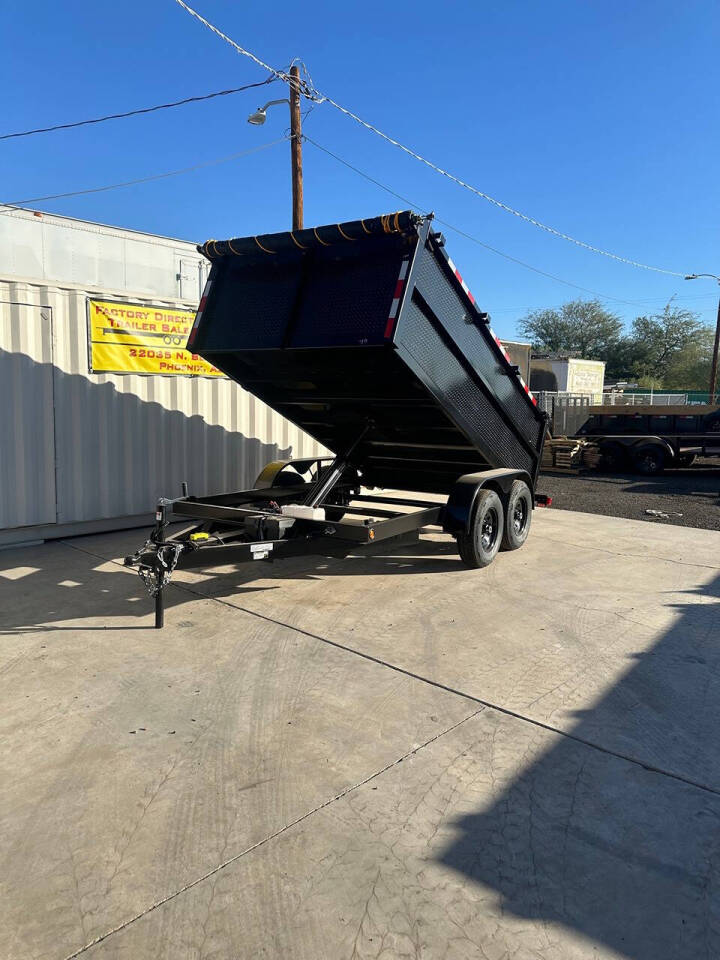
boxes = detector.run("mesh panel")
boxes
[198,259,301,350]
[412,252,544,450]
[397,301,535,476]
[292,253,403,347]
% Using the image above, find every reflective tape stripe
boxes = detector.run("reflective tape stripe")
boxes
[442,248,537,406]
[384,258,410,339]
[187,278,212,347]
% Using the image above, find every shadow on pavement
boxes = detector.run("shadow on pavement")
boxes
[438,572,720,960]
[0,534,461,633]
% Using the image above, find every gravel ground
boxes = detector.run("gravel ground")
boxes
[539,457,720,530]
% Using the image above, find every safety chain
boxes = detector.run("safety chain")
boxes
[136,541,184,598]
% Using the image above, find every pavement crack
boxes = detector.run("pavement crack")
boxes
[190,587,720,800]
[60,709,484,959]
[60,538,720,801]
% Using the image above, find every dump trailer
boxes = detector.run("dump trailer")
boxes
[575,404,720,474]
[125,212,548,626]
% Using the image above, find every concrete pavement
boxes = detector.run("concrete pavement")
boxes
[1,508,719,959]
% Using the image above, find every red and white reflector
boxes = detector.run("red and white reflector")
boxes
[447,257,476,306]
[187,277,213,348]
[384,258,410,339]
[442,245,538,408]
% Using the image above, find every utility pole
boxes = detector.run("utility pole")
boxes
[289,65,304,231]
[684,273,720,403]
[710,295,720,403]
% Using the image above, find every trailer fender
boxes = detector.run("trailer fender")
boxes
[627,437,675,460]
[443,469,533,536]
[254,458,328,489]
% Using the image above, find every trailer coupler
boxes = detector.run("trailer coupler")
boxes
[124,540,185,602]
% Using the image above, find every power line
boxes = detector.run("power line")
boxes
[316,99,689,279]
[173,0,691,279]
[303,135,642,307]
[174,0,290,81]
[0,78,275,142]
[1,137,289,208]
[307,136,719,317]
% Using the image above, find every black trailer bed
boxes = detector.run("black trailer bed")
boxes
[189,212,546,493]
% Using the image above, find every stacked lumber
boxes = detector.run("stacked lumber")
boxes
[541,437,585,471]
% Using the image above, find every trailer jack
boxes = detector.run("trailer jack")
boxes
[124,501,187,627]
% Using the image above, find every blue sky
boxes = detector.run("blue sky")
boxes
[2,0,719,339]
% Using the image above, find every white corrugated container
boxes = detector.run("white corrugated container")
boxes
[530,356,606,395]
[0,209,326,545]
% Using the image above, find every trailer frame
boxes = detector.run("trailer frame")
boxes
[125,441,533,628]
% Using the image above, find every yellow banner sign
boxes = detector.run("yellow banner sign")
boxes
[87,298,223,377]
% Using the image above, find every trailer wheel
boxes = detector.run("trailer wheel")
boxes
[501,480,532,551]
[598,441,626,471]
[634,446,665,476]
[457,489,504,569]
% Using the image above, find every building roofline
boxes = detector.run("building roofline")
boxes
[0,205,200,248]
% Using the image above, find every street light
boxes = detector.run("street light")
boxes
[684,272,720,403]
[247,99,290,126]
[246,65,305,231]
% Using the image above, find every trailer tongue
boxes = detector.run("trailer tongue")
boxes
[125,211,548,626]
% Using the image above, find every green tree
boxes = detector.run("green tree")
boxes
[603,337,647,382]
[663,325,715,390]
[518,298,714,389]
[629,304,705,384]
[518,299,623,359]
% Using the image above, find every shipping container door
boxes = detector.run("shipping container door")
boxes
[177,258,200,301]
[0,303,57,527]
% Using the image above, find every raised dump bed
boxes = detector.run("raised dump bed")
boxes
[126,212,549,626]
[188,211,544,493]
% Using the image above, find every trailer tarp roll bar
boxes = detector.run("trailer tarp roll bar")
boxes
[198,211,420,261]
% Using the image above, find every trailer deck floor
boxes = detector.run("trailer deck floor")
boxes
[2,507,720,960]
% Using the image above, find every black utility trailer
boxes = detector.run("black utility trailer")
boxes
[125,212,548,626]
[575,404,720,474]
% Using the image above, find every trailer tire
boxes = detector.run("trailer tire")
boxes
[501,480,532,551]
[598,441,626,471]
[457,489,504,569]
[634,445,666,476]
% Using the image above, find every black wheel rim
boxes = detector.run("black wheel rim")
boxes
[642,454,658,473]
[512,497,527,535]
[480,507,499,551]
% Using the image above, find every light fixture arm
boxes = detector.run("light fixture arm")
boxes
[257,98,290,112]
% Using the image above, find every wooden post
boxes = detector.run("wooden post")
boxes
[709,295,720,403]
[289,65,304,231]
